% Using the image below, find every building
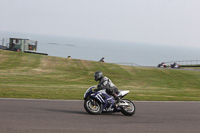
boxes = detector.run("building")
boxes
[1,38,37,52]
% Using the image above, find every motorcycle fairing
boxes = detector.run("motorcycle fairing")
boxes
[118,90,130,97]
[84,86,96,100]
[89,91,120,112]
[84,86,132,113]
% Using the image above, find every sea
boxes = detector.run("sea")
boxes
[0,31,200,66]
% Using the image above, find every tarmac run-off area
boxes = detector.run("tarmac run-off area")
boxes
[0,99,200,133]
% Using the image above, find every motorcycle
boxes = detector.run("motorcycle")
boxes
[84,86,136,116]
[157,62,167,68]
[170,63,180,69]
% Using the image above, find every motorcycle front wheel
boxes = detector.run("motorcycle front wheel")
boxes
[84,98,102,115]
[120,99,136,116]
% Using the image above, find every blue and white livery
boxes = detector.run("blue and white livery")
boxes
[84,86,136,116]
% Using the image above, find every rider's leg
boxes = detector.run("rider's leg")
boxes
[106,88,120,103]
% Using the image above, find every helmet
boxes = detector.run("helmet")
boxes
[94,71,103,81]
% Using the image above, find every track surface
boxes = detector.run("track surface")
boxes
[0,99,200,133]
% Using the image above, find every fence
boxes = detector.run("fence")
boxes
[115,60,200,67]
[114,62,140,66]
[164,60,200,66]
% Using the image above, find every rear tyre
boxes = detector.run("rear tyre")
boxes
[120,99,136,116]
[84,98,102,115]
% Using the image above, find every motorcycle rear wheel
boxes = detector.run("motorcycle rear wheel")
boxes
[120,99,136,116]
[84,98,102,115]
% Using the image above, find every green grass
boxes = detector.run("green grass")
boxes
[0,50,200,101]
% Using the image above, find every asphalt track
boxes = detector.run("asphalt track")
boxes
[0,99,200,133]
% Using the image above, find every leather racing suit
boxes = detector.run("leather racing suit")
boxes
[96,76,119,99]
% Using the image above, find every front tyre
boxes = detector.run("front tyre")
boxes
[84,98,102,115]
[120,99,136,116]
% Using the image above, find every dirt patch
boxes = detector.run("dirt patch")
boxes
[120,65,136,74]
[31,68,53,74]
[37,57,56,72]
[80,60,93,69]
[0,54,8,62]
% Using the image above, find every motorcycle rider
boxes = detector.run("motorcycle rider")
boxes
[99,57,105,62]
[94,71,120,103]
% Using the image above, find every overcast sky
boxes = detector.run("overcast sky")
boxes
[0,0,200,48]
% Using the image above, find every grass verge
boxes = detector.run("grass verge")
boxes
[0,50,200,101]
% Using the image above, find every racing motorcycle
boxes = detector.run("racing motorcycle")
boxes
[157,62,167,68]
[84,86,136,116]
[170,63,180,69]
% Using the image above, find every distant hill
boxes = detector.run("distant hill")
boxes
[0,50,200,101]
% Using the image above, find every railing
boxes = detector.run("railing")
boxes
[115,60,200,67]
[114,62,140,66]
[164,60,200,66]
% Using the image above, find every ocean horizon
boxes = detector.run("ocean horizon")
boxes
[0,31,200,66]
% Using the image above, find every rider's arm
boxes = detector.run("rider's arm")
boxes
[97,84,103,91]
[97,80,108,90]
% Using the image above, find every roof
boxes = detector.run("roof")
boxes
[10,38,29,40]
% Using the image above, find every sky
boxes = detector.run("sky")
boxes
[0,0,200,48]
